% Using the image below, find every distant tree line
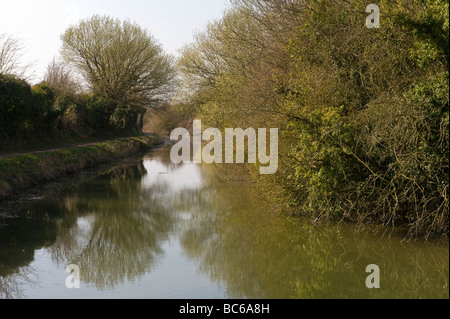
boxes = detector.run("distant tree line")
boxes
[0,15,174,145]
[175,0,449,237]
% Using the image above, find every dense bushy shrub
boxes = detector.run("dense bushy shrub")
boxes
[85,94,116,130]
[1,72,149,144]
[111,104,146,131]
[31,83,57,133]
[178,0,449,237]
[0,74,33,138]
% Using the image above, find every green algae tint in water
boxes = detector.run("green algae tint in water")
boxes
[0,146,448,299]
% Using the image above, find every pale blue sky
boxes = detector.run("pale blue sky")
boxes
[0,0,229,81]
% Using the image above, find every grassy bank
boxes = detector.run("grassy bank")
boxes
[0,135,163,200]
[0,129,151,154]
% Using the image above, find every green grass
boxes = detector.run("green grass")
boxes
[0,135,163,199]
[0,130,152,155]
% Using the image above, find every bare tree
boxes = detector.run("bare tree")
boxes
[44,57,80,96]
[0,34,31,79]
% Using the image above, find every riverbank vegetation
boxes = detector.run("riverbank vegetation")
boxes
[1,16,171,199]
[174,0,449,238]
[0,135,162,200]
[1,2,448,238]
[1,15,174,153]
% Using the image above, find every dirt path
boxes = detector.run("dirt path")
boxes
[0,136,147,159]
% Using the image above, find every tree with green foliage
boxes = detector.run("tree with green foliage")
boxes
[177,0,449,237]
[61,15,175,108]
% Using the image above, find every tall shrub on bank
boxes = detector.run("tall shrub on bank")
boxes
[178,0,449,237]
[0,74,33,139]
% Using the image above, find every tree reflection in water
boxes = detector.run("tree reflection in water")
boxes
[179,164,449,299]
[48,149,202,290]
[0,147,448,299]
[0,148,189,294]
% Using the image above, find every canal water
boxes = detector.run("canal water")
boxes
[0,146,448,299]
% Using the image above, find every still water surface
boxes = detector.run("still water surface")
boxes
[0,146,448,299]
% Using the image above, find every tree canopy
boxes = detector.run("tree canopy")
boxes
[61,15,175,109]
[177,0,449,238]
